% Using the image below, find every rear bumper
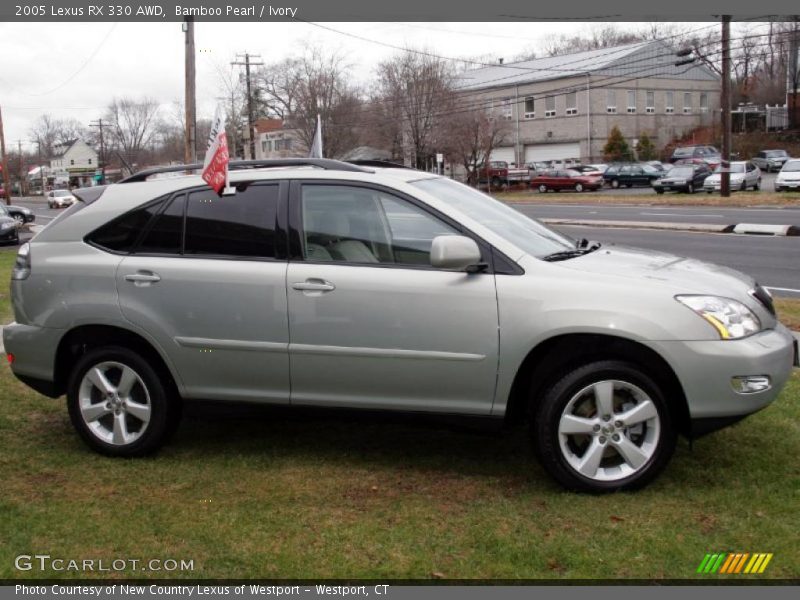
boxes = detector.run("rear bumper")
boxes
[645,325,797,422]
[3,322,65,396]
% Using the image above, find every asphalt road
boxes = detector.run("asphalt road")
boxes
[552,224,800,297]
[517,203,800,227]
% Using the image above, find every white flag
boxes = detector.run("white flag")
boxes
[308,114,323,158]
[201,104,229,194]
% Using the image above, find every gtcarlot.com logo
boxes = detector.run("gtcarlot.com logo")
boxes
[15,554,194,572]
[697,552,773,574]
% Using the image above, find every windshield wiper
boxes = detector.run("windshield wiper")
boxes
[541,239,602,262]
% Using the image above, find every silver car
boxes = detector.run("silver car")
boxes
[751,149,790,173]
[703,161,761,193]
[4,159,798,492]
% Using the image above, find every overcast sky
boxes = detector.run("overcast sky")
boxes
[0,21,703,152]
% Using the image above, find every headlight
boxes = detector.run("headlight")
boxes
[676,295,761,339]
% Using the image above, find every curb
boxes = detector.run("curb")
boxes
[542,218,800,236]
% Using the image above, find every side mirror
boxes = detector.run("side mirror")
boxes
[430,235,483,271]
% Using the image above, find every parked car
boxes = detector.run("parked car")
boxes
[645,161,668,172]
[586,163,609,174]
[570,165,605,177]
[7,205,35,225]
[751,149,790,173]
[0,205,20,245]
[531,169,603,192]
[652,164,712,194]
[603,163,662,188]
[670,145,722,170]
[703,162,761,193]
[478,161,530,187]
[47,189,78,208]
[4,159,797,493]
[774,159,800,192]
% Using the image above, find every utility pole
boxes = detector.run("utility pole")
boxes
[789,18,799,130]
[183,16,197,165]
[89,119,106,183]
[0,106,11,204]
[721,15,732,198]
[232,52,263,160]
[17,140,26,197]
[31,140,46,193]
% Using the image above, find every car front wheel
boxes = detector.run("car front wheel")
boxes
[574,183,584,192]
[533,360,676,492]
[610,179,620,188]
[538,184,548,193]
[67,346,179,457]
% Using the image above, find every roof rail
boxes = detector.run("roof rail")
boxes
[118,158,372,184]
[347,160,413,169]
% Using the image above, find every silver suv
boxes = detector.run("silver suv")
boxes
[5,159,798,492]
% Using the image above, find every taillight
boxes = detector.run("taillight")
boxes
[12,242,31,280]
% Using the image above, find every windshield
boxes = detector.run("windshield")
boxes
[668,167,694,177]
[411,177,574,259]
[766,150,788,158]
[782,161,800,172]
[673,148,693,157]
[53,190,71,197]
[714,163,745,173]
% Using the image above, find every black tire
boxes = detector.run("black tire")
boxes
[491,176,501,188]
[538,184,548,193]
[611,179,620,189]
[740,180,747,191]
[532,360,677,493]
[754,180,760,191]
[687,183,694,194]
[67,346,180,457]
[574,183,584,192]
[655,189,664,194]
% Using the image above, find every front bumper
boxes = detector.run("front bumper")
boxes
[775,180,800,191]
[654,183,691,193]
[645,325,797,423]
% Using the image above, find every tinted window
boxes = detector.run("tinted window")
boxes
[185,185,278,258]
[88,199,166,253]
[138,195,185,254]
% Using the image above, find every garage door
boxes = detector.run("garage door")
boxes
[489,147,515,164]
[524,143,581,163]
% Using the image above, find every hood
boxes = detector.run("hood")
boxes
[777,171,800,180]
[558,245,756,299]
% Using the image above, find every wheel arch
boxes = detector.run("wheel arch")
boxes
[504,333,690,437]
[53,324,182,399]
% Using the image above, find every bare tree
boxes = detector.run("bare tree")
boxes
[29,115,59,159]
[105,97,160,168]
[254,46,363,159]
[213,58,246,159]
[441,105,510,186]
[376,49,455,168]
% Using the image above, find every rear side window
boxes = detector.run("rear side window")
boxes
[184,185,278,258]
[87,198,167,253]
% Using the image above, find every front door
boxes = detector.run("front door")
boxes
[286,182,500,415]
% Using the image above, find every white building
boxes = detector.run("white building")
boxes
[50,139,99,187]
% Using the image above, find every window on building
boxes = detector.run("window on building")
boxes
[666,91,674,114]
[606,89,617,113]
[88,158,92,165]
[565,92,578,116]
[261,140,267,153]
[545,96,556,117]
[627,90,636,113]
[683,92,692,113]
[700,93,709,113]
[500,97,513,120]
[70,159,75,165]
[524,96,535,119]
[646,91,655,113]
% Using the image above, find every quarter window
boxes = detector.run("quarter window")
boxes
[137,195,185,254]
[87,198,168,253]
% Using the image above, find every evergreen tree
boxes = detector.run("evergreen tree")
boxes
[603,126,633,162]
[635,132,657,161]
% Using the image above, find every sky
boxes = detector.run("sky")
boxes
[0,20,705,151]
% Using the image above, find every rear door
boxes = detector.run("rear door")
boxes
[285,181,500,414]
[113,182,291,403]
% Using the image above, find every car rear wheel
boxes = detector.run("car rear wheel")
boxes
[13,214,24,226]
[574,183,584,192]
[687,183,695,194]
[754,179,760,191]
[532,360,676,492]
[491,176,501,188]
[740,180,747,191]
[538,184,548,193]
[610,179,620,188]
[67,346,180,457]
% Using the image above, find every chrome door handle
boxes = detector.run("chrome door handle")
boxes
[292,279,335,292]
[124,272,161,284]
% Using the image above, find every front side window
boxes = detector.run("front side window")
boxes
[300,185,458,267]
[565,92,578,115]
[627,90,636,113]
[545,96,556,117]
[524,97,535,119]
[607,89,617,113]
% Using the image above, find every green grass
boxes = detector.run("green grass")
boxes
[1,253,798,580]
[776,298,800,332]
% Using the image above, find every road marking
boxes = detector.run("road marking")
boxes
[765,286,800,295]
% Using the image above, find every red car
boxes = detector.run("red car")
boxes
[532,169,603,192]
